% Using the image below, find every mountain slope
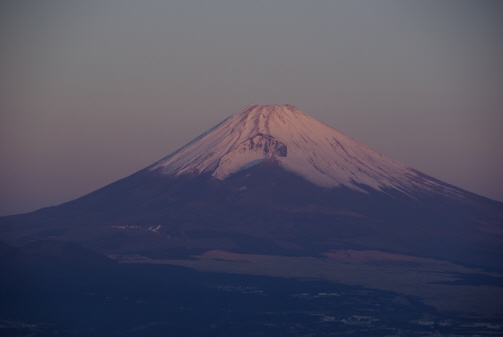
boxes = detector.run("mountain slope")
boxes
[1,104,502,271]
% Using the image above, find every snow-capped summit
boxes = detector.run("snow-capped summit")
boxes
[150,104,451,196]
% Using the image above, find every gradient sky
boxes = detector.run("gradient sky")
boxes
[1,1,502,216]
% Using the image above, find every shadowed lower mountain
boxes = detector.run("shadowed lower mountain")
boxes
[1,104,502,271]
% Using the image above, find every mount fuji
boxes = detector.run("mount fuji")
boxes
[2,104,502,271]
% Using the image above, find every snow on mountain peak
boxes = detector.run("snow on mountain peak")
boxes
[150,104,452,195]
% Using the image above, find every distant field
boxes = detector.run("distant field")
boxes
[3,252,502,336]
[113,249,503,320]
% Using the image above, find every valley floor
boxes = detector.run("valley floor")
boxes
[2,260,503,337]
[2,244,502,336]
[113,249,503,321]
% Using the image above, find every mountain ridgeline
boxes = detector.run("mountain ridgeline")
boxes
[1,104,502,271]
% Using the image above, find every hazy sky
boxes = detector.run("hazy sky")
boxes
[1,1,502,216]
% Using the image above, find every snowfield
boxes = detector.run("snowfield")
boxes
[150,104,460,197]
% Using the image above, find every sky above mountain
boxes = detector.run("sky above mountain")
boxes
[1,1,502,215]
